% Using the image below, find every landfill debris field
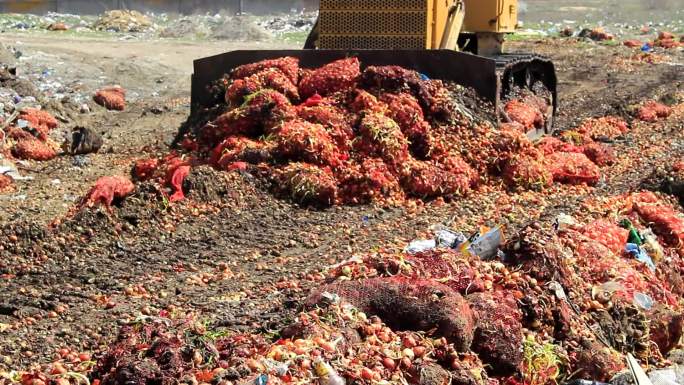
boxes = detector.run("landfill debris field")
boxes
[0,4,683,385]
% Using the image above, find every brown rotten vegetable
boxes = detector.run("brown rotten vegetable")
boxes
[307,277,476,352]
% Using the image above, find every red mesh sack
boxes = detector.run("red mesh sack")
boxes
[297,105,354,151]
[573,237,622,282]
[576,116,628,140]
[624,39,643,48]
[536,137,583,155]
[0,174,13,193]
[7,127,33,141]
[634,203,684,250]
[356,112,409,164]
[413,79,457,122]
[306,277,476,352]
[434,152,478,187]
[360,65,422,92]
[400,158,471,198]
[521,93,549,112]
[225,68,299,105]
[348,89,387,114]
[380,93,431,156]
[299,57,361,99]
[336,158,401,204]
[654,38,681,48]
[637,101,673,122]
[582,142,616,166]
[210,136,270,169]
[546,152,601,185]
[489,124,535,173]
[94,86,126,111]
[200,90,296,145]
[581,220,629,255]
[468,291,524,376]
[274,119,343,168]
[18,108,58,140]
[503,153,553,191]
[274,162,338,206]
[589,28,614,41]
[12,138,57,161]
[505,99,543,130]
[132,158,160,181]
[499,122,526,133]
[405,249,485,294]
[231,56,300,84]
[659,31,675,40]
[81,176,135,208]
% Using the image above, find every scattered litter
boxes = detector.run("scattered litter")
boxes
[467,226,505,260]
[405,239,437,254]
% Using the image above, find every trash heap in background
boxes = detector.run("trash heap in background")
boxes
[124,56,622,207]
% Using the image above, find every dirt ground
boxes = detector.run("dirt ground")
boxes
[0,27,683,373]
[0,34,297,224]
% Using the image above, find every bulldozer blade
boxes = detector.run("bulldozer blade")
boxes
[191,49,557,135]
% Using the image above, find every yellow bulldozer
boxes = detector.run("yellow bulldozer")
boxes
[191,0,557,134]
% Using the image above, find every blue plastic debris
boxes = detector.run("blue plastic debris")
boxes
[625,243,656,272]
[255,374,269,385]
[633,292,654,310]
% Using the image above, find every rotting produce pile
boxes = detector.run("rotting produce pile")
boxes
[17,191,684,385]
[4,50,684,385]
[125,56,634,208]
